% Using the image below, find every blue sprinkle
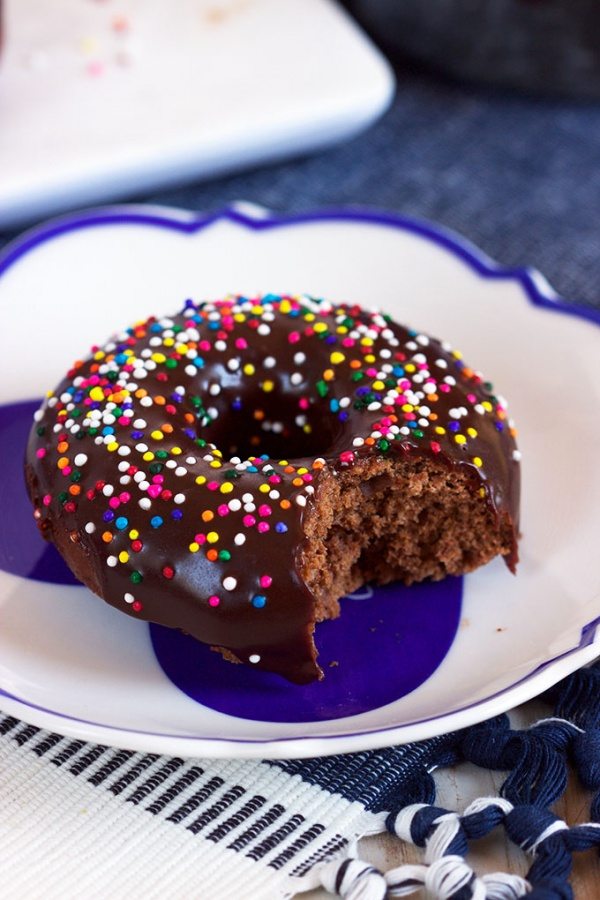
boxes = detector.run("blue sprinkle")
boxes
[115,516,128,530]
[131,430,144,440]
[101,426,115,436]
[408,420,417,428]
[115,353,128,364]
[330,399,339,413]
[150,322,162,333]
[103,511,114,522]
[247,466,258,473]
[150,516,164,529]
[193,357,205,368]
[252,594,267,609]
[495,421,504,431]
[338,411,349,422]
[208,321,219,330]
[325,335,336,345]
[232,399,242,410]
[448,421,460,432]
[171,509,183,520]
[392,366,404,377]
[275,522,288,533]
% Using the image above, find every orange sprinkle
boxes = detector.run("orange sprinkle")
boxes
[349,359,361,369]
[102,531,113,543]
[162,423,174,434]
[365,437,376,446]
[201,510,214,522]
[135,389,147,398]
[68,485,81,496]
[154,396,166,406]
[284,465,295,474]
[184,413,195,424]
[206,549,218,561]
[280,499,291,510]
[57,441,69,453]
[292,477,303,487]
[253,409,265,421]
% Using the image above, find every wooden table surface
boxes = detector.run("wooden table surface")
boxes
[304,701,600,899]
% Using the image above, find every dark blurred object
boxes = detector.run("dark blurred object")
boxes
[347,0,600,98]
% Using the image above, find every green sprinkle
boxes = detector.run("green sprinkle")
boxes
[130,571,143,584]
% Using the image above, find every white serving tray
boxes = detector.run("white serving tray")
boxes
[0,0,394,228]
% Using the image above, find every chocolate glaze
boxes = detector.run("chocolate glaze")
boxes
[25,295,519,684]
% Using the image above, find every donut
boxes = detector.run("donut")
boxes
[26,294,520,684]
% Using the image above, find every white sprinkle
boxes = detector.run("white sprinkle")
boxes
[294,352,306,365]
[228,498,242,512]
[106,556,118,567]
[242,493,253,503]
[474,404,485,414]
[117,446,131,456]
[296,495,307,507]
[269,490,280,500]
[249,654,261,664]
[512,450,522,461]
[257,324,270,336]
[165,460,177,469]
[124,593,135,604]
[185,365,197,377]
[263,356,276,368]
[175,466,187,477]
[174,493,186,504]
[119,476,131,485]
[140,396,153,407]
[353,437,365,447]
[290,372,303,386]
[367,402,382,411]
[227,358,240,371]
[209,384,221,396]
[74,453,88,467]
[444,376,457,386]
[215,340,227,351]
[400,426,410,435]
[84,522,96,534]
[133,471,145,483]
[423,383,437,394]
[102,485,114,497]
[244,503,256,513]
[234,533,246,546]
[223,576,237,591]
[186,456,197,464]
[139,498,151,510]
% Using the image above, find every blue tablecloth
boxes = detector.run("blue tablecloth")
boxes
[2,69,599,309]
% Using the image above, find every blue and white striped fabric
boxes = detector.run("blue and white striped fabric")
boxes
[3,664,600,899]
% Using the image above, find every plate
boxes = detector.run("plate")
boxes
[0,203,598,758]
[0,0,393,227]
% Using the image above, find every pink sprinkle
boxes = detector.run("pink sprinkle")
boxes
[340,450,354,464]
[257,522,270,533]
[109,497,120,509]
[62,466,72,476]
[195,533,207,545]
[243,515,256,528]
[207,481,219,491]
[288,332,300,344]
[208,595,220,607]
[268,475,281,484]
[119,492,131,503]
[440,384,451,393]
[467,393,477,403]
[217,504,229,516]
[147,484,162,499]
[43,494,52,506]
[151,474,164,484]
[342,338,355,347]
[235,338,248,350]
[258,504,272,517]
[299,398,309,410]
[302,474,312,482]
[36,448,46,459]
[366,367,378,377]
[199,340,211,352]
[259,575,272,588]
[118,416,129,426]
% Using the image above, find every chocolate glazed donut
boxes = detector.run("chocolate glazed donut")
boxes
[26,295,520,684]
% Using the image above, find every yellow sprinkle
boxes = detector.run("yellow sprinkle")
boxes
[435,426,446,435]
[175,343,188,354]
[307,315,319,325]
[373,380,385,391]
[143,451,154,462]
[209,460,221,468]
[243,363,255,376]
[234,313,246,323]
[195,475,206,485]
[330,351,345,365]
[454,434,467,445]
[404,363,416,373]
[189,542,200,553]
[206,531,219,544]
[57,457,69,470]
[279,299,291,314]
[467,427,478,438]
[479,487,486,498]
[213,448,222,458]
[297,467,308,475]
[171,446,182,455]
[472,456,483,467]
[93,351,105,361]
[402,404,414,413]
[251,304,264,315]
[150,430,163,441]
[482,401,493,412]
[219,482,234,494]
[262,380,274,393]
[452,350,463,360]
[259,483,270,493]
[151,353,166,364]
[89,387,104,402]
[336,326,348,334]
[303,424,312,434]
[163,339,175,347]
[360,337,373,346]
[129,530,139,540]
[118,551,129,563]
[279,460,289,466]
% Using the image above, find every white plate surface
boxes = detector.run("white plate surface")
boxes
[0,203,598,758]
[0,0,393,228]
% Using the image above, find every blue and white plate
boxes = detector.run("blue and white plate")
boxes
[0,204,598,758]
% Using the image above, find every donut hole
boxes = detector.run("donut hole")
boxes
[194,392,344,462]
